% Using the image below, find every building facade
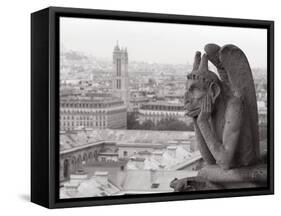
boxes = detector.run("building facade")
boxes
[138,101,191,125]
[112,42,130,108]
[60,95,127,131]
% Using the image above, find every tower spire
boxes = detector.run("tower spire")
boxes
[114,40,120,52]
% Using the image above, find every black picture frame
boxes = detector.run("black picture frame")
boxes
[31,6,274,209]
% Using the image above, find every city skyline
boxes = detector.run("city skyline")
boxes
[60,17,267,68]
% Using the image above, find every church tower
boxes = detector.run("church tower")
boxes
[112,41,129,108]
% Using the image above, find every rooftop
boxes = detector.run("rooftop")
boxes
[60,129,195,152]
[141,101,183,107]
[60,169,198,198]
[60,94,124,104]
[60,175,120,198]
[126,146,199,171]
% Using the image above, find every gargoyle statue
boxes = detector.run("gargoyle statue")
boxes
[184,44,260,170]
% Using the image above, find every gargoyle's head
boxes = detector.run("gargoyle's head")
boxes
[184,52,221,117]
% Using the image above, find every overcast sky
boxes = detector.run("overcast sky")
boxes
[60,17,267,68]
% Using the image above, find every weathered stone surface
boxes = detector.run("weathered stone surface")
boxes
[184,44,260,170]
[172,44,266,192]
[198,164,267,183]
[170,176,222,192]
[170,163,267,191]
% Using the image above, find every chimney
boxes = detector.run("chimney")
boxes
[95,171,109,185]
[63,181,80,193]
[167,146,177,158]
[150,169,158,185]
[185,142,192,152]
[133,157,145,169]
[63,171,88,194]
[152,151,163,163]
[69,170,88,184]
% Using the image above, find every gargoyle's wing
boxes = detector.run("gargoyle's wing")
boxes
[219,44,260,157]
[220,45,255,97]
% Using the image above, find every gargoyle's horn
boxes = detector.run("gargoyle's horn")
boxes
[192,51,201,71]
[204,44,221,69]
[198,53,208,72]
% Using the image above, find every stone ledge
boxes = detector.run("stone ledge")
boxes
[170,176,222,192]
[198,164,267,183]
[170,163,267,192]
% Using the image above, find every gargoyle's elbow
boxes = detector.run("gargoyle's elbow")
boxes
[221,164,231,170]
[217,159,232,170]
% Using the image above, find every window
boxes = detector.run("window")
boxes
[123,151,128,157]
[151,183,160,189]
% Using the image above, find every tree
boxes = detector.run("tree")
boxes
[127,112,140,129]
[140,119,155,130]
[148,78,156,86]
[155,117,194,131]
[127,113,194,131]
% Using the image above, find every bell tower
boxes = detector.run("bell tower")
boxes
[112,41,129,107]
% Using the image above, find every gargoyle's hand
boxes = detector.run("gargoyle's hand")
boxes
[184,92,200,119]
[198,94,212,122]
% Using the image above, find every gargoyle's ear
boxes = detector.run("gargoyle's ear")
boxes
[209,81,221,103]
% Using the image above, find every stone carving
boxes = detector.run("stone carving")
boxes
[171,44,265,191]
[170,177,222,192]
[184,44,260,170]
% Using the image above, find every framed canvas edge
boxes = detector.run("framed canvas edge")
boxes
[35,6,274,209]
